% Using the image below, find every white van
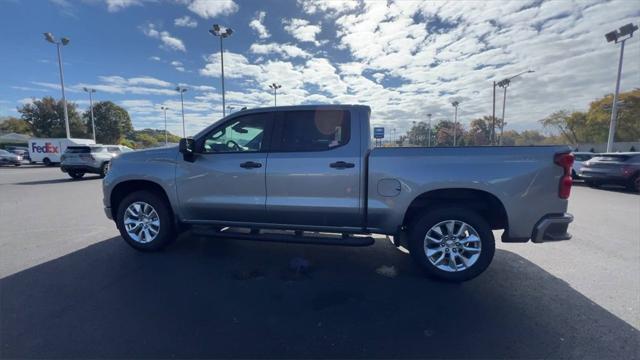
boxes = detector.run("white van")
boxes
[28,138,95,165]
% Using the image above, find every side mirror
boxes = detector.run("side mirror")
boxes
[179,138,196,161]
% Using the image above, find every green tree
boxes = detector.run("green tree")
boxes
[84,101,133,144]
[585,89,640,142]
[465,116,503,145]
[539,110,585,144]
[134,133,158,148]
[18,97,87,138]
[0,117,32,135]
[406,121,430,146]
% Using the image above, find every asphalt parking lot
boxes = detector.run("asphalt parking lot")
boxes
[1,166,638,358]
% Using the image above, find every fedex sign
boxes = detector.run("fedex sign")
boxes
[31,142,59,154]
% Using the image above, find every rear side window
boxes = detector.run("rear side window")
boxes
[277,110,350,152]
[65,146,91,153]
[107,147,120,153]
[90,147,104,153]
[598,155,629,162]
[574,154,592,161]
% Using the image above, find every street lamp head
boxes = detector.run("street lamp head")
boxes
[225,28,233,37]
[212,24,221,32]
[176,86,187,93]
[527,69,535,73]
[61,37,70,46]
[619,23,638,37]
[605,30,618,43]
[44,32,55,43]
[451,101,459,107]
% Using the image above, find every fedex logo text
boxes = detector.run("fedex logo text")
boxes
[31,142,59,154]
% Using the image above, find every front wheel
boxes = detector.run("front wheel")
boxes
[68,171,85,180]
[116,191,175,251]
[99,162,110,178]
[408,207,495,282]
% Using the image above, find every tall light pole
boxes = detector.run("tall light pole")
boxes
[427,113,432,147]
[44,32,71,138]
[209,24,233,118]
[495,69,535,145]
[176,86,187,138]
[269,83,282,106]
[604,23,638,152]
[160,106,169,145]
[451,101,459,146]
[83,87,96,142]
[227,105,236,113]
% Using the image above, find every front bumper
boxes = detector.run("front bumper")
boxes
[104,206,113,220]
[61,164,102,174]
[531,213,573,243]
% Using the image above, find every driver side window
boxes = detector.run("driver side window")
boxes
[202,113,268,153]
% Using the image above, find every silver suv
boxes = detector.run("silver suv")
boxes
[61,145,132,179]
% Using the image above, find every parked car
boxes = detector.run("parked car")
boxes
[7,148,30,163]
[571,152,596,179]
[102,105,574,282]
[61,145,132,179]
[579,152,640,192]
[28,138,95,166]
[0,149,22,166]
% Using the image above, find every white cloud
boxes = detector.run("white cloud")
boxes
[174,15,198,28]
[249,42,311,59]
[104,0,143,12]
[186,0,238,19]
[298,0,358,16]
[249,11,270,39]
[283,18,323,46]
[141,23,186,52]
[171,60,186,72]
[149,56,162,61]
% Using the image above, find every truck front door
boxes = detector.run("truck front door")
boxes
[265,109,362,228]
[176,112,273,223]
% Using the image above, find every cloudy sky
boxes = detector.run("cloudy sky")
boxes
[1,0,639,137]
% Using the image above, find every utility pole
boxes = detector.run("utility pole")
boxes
[604,23,637,152]
[269,83,282,106]
[451,101,459,146]
[209,24,233,118]
[176,86,187,138]
[44,32,71,138]
[427,113,432,147]
[160,106,169,145]
[83,88,96,142]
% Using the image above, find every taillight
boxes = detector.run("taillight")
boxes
[554,153,574,199]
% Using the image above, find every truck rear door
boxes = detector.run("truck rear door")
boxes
[265,109,362,228]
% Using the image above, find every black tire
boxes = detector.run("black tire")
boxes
[99,162,110,178]
[586,180,600,188]
[627,174,640,193]
[14,163,21,167]
[571,170,578,179]
[116,190,175,251]
[408,207,495,282]
[43,157,51,166]
[68,171,85,180]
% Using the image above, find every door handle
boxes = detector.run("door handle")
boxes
[240,161,262,169]
[330,161,355,169]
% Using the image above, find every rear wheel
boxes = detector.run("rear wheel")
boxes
[408,207,495,282]
[43,157,51,166]
[627,175,640,193]
[116,191,175,251]
[68,171,85,180]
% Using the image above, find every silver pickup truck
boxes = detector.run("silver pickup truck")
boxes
[103,105,574,281]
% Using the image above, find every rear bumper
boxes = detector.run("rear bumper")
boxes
[531,213,573,243]
[61,164,102,174]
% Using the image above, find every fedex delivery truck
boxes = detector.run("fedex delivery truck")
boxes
[28,138,95,165]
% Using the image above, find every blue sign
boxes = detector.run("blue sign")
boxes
[373,127,385,139]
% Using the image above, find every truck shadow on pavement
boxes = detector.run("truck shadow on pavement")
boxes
[1,235,638,359]
[13,176,102,185]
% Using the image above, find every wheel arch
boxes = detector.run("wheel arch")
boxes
[402,188,509,231]
[110,180,173,221]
